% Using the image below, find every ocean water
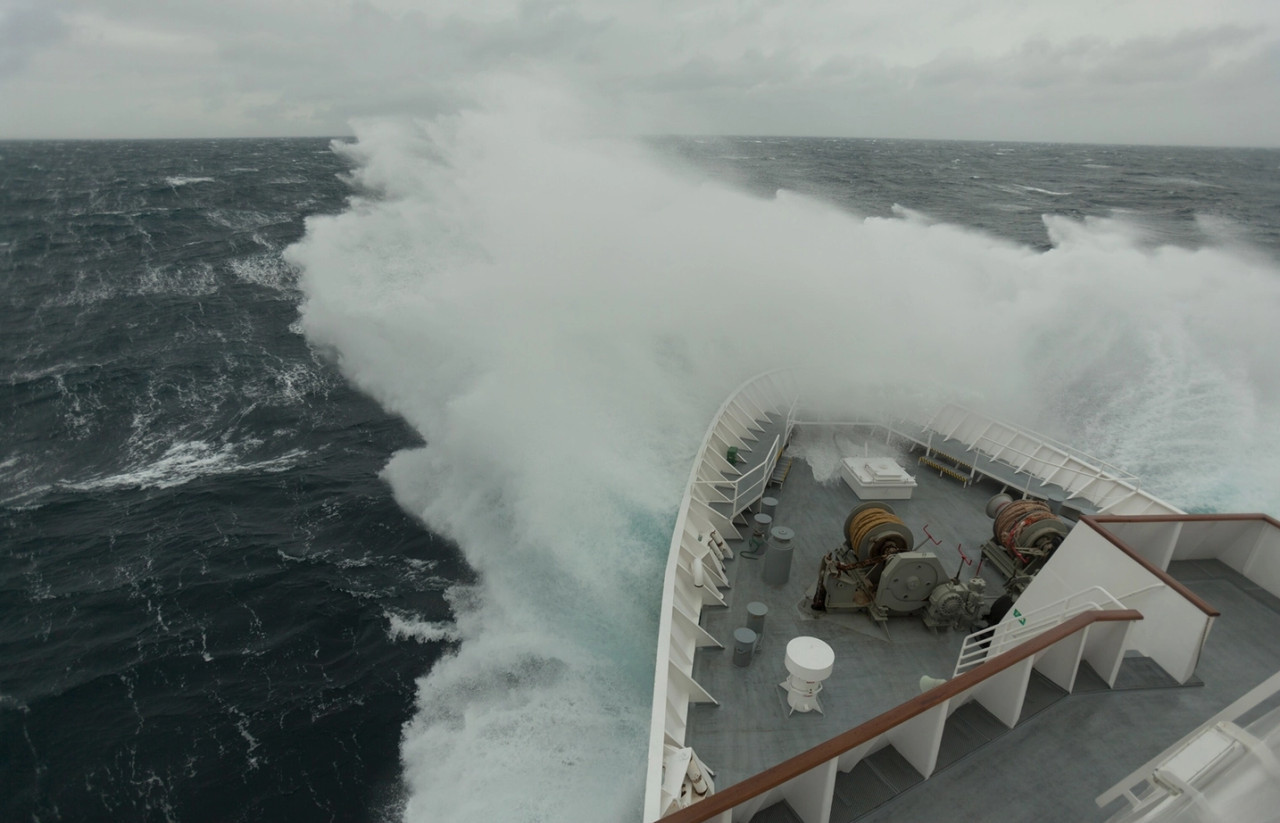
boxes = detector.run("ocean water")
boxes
[4,105,1280,821]
[1,139,465,822]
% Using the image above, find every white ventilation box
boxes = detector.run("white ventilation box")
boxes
[840,457,917,500]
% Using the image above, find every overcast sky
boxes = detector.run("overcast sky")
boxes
[1,0,1277,145]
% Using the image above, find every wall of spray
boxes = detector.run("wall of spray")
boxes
[287,81,1280,821]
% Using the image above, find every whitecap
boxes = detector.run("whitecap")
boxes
[204,208,288,232]
[230,254,298,293]
[384,610,460,644]
[136,261,219,296]
[1017,184,1072,196]
[164,176,215,187]
[64,442,308,492]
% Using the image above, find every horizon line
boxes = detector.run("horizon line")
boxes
[1,133,1277,151]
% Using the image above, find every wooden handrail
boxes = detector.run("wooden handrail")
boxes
[1080,515,1223,617]
[658,609,1143,823]
[1088,512,1280,529]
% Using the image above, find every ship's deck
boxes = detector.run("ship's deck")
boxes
[688,422,1004,786]
[684,420,1280,822]
[859,559,1280,823]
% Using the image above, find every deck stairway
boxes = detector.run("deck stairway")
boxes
[695,411,791,541]
[749,656,1198,823]
[769,456,794,489]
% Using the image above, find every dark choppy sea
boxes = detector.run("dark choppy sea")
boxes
[3,132,1279,822]
[1,139,465,822]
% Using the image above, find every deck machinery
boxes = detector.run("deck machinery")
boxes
[980,493,1071,593]
[810,502,986,630]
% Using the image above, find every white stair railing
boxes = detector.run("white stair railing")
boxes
[692,434,781,524]
[954,585,1126,677]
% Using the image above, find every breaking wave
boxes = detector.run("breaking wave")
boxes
[64,441,309,492]
[164,175,216,187]
[288,80,1280,821]
[385,610,462,644]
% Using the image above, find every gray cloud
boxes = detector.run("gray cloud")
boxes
[914,27,1264,90]
[0,0,1277,144]
[0,1,68,77]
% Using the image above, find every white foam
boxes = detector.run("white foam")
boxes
[287,79,1280,821]
[66,441,308,492]
[40,262,223,307]
[385,610,461,644]
[165,176,215,187]
[1018,184,1072,196]
[996,182,1072,197]
[231,255,299,292]
[214,698,263,771]
[205,208,288,232]
[137,261,220,296]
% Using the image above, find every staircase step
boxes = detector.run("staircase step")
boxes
[935,702,1006,769]
[1019,669,1068,722]
[770,457,794,488]
[864,746,924,793]
[833,667,1149,823]
[829,660,1195,823]
[830,746,924,823]
[831,758,897,821]
[750,799,804,823]
[1113,654,1201,690]
[1072,660,1111,693]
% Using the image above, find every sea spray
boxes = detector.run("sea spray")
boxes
[290,91,722,822]
[288,83,1280,821]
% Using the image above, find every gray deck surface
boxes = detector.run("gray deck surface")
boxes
[684,423,1280,823]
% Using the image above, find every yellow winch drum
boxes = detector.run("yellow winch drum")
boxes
[843,502,915,563]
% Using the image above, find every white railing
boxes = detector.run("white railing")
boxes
[1097,668,1280,815]
[919,404,1181,516]
[954,585,1127,677]
[692,434,781,524]
[644,371,797,822]
[924,404,1140,482]
[786,405,1178,516]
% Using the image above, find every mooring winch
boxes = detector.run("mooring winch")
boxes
[979,493,1070,592]
[811,502,986,630]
